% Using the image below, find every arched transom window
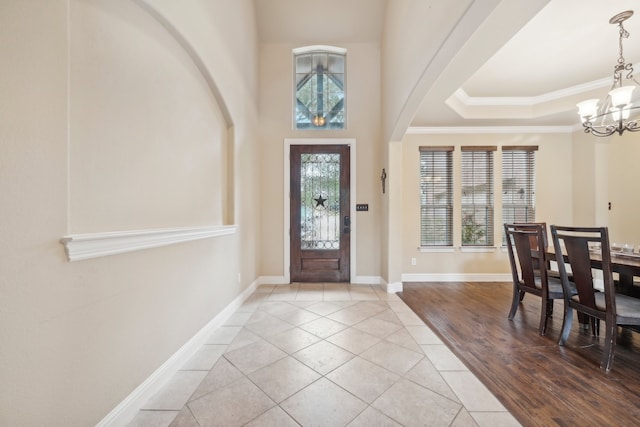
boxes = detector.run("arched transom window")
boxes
[293,46,346,130]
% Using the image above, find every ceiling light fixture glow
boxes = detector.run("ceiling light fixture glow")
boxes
[578,10,640,137]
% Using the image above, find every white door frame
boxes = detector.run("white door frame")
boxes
[284,138,356,283]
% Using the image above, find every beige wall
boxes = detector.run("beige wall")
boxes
[602,132,640,244]
[592,132,640,246]
[0,1,259,426]
[258,42,382,280]
[571,130,600,227]
[571,129,640,244]
[69,0,227,231]
[400,132,573,276]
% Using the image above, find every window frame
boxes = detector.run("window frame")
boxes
[501,146,538,244]
[461,146,496,247]
[419,146,454,247]
[293,45,347,130]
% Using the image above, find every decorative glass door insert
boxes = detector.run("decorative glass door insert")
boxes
[300,153,340,250]
[290,145,350,282]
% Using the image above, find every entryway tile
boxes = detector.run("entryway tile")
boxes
[280,378,367,426]
[372,379,461,427]
[404,358,460,402]
[441,371,507,412]
[421,344,468,371]
[347,406,402,427]
[299,316,348,338]
[326,356,399,403]
[189,357,244,401]
[205,326,241,344]
[470,411,521,427]
[293,340,355,375]
[304,301,344,316]
[275,307,321,326]
[326,327,381,355]
[181,345,226,371]
[265,326,322,354]
[248,356,321,402]
[223,340,287,375]
[360,340,423,375]
[188,377,275,427]
[243,406,299,427]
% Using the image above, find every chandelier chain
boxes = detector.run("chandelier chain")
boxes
[613,21,634,88]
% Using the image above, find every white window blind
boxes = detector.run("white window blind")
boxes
[420,147,453,246]
[502,146,537,240]
[461,147,496,246]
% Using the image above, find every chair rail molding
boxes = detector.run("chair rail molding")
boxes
[60,225,238,261]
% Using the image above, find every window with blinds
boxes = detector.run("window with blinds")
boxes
[461,147,495,246]
[502,146,537,242]
[420,147,453,246]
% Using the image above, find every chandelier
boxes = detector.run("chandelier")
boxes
[577,10,640,137]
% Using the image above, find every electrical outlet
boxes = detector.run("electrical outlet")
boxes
[411,257,417,266]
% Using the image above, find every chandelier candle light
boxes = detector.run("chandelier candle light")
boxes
[578,10,640,137]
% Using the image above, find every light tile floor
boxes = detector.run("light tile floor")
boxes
[127,284,520,427]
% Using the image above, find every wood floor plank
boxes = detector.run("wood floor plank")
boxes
[399,282,640,427]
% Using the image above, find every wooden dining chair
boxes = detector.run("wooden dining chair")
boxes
[504,223,567,335]
[550,225,640,372]
[510,222,563,279]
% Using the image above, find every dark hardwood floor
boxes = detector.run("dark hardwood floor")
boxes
[398,282,640,427]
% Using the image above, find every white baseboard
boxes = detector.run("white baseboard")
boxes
[402,273,511,282]
[257,275,385,286]
[96,279,258,427]
[353,275,384,285]
[386,282,403,293]
[258,276,288,285]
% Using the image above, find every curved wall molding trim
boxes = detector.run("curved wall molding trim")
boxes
[61,225,238,261]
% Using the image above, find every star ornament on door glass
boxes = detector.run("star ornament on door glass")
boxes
[314,195,327,208]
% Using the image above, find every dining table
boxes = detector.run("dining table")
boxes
[543,246,640,330]
[546,246,640,297]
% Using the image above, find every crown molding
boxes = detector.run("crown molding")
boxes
[406,126,573,135]
[453,77,611,107]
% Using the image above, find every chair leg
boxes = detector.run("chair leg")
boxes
[601,320,617,372]
[539,298,550,336]
[591,317,600,336]
[559,305,573,345]
[508,286,521,320]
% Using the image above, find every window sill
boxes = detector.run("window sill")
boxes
[419,247,455,253]
[460,246,497,253]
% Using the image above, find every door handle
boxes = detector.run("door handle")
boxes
[343,216,350,234]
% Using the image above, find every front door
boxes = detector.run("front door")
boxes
[290,145,350,282]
